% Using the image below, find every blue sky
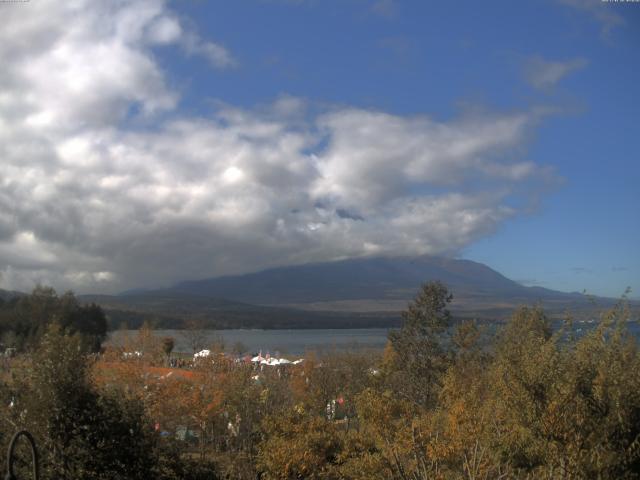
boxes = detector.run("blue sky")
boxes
[0,0,638,297]
[171,0,640,297]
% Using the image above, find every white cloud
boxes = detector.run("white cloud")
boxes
[557,0,624,36]
[524,56,588,90]
[0,0,178,133]
[371,0,398,18]
[146,15,182,45]
[182,32,237,69]
[0,0,555,294]
[312,109,536,210]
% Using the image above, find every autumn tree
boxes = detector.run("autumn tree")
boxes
[182,318,208,354]
[484,303,640,478]
[436,320,507,478]
[258,412,343,480]
[14,323,157,479]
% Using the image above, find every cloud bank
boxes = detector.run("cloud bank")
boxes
[0,0,554,293]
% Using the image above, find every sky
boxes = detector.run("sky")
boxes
[0,0,638,297]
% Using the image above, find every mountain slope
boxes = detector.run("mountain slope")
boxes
[80,290,398,330]
[171,255,576,306]
[0,288,24,301]
[78,255,635,326]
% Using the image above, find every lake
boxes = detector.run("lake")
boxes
[108,328,393,356]
[107,320,640,357]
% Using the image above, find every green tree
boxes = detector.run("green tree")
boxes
[387,281,453,407]
[231,340,248,356]
[0,287,107,352]
[16,324,158,479]
[162,336,175,363]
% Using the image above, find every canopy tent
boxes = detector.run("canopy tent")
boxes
[257,357,296,366]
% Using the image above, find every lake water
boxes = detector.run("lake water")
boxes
[107,321,640,357]
[108,328,392,356]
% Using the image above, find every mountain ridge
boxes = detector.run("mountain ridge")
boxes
[4,256,634,329]
[170,255,586,306]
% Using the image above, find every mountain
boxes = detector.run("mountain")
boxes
[80,290,397,330]
[173,256,522,303]
[170,255,596,318]
[0,288,24,301]
[79,255,636,327]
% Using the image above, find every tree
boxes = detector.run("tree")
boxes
[387,281,453,407]
[485,304,640,478]
[209,333,225,354]
[162,336,175,363]
[15,323,158,479]
[231,341,247,356]
[0,287,107,352]
[182,319,208,354]
[258,412,343,479]
[436,320,505,478]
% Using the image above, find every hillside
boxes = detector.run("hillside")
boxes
[52,255,638,328]
[172,255,575,303]
[0,289,24,301]
[79,290,399,330]
[169,255,604,318]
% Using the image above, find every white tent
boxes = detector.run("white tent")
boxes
[251,350,266,363]
[259,357,290,366]
[194,349,211,358]
[260,358,277,366]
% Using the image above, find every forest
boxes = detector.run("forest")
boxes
[1,282,639,479]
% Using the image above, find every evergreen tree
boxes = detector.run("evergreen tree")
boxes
[387,281,452,407]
